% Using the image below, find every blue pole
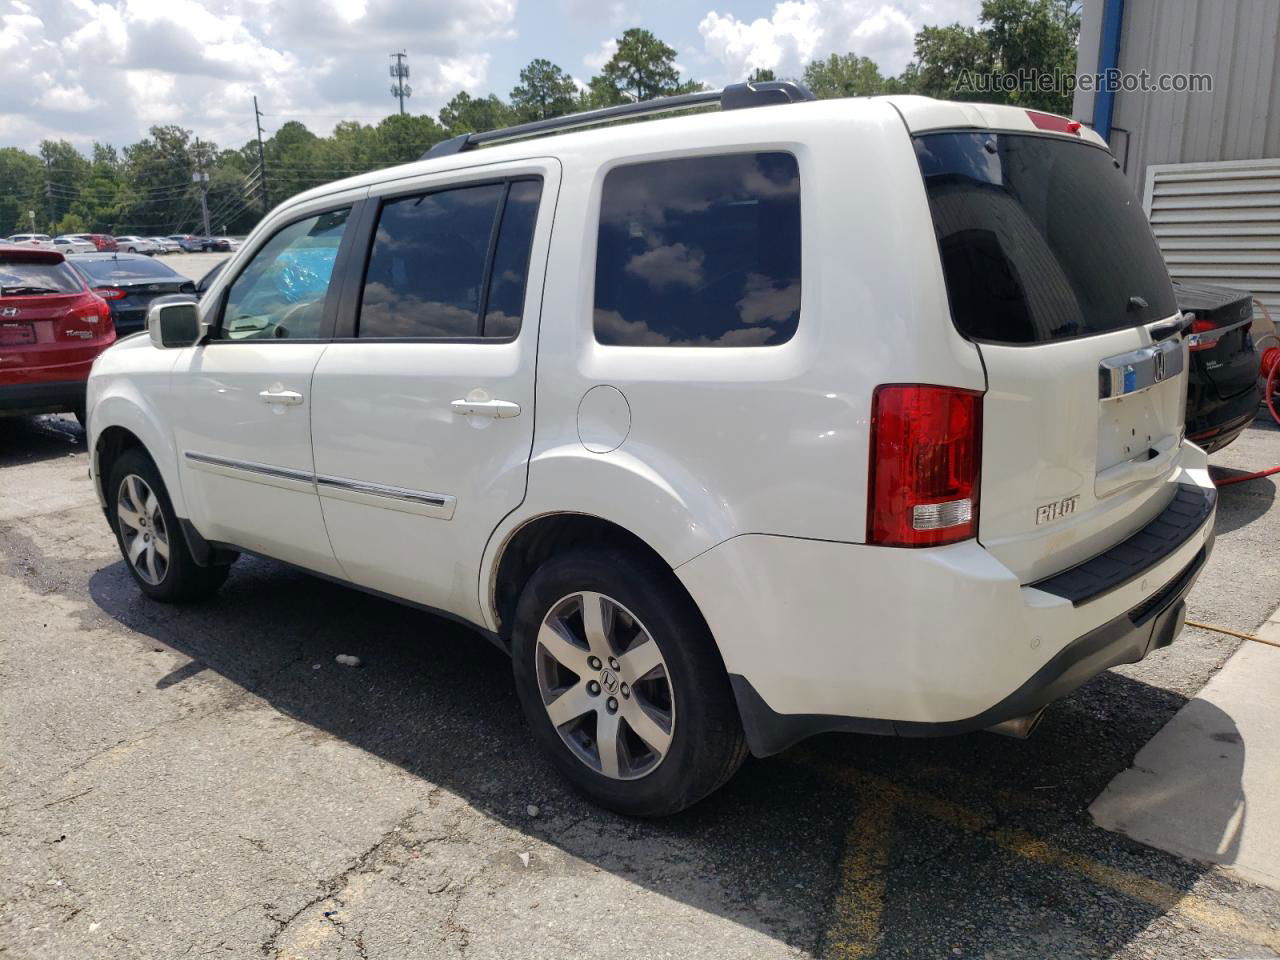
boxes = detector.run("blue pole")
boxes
[1093,0,1125,144]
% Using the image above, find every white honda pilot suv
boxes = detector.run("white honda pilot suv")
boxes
[87,84,1217,816]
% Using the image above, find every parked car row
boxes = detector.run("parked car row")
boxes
[5,233,243,256]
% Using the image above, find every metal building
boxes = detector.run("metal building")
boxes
[1073,0,1280,318]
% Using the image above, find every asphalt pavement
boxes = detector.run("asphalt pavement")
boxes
[2,411,1279,959]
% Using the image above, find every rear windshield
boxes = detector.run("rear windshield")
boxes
[73,257,178,283]
[0,260,83,296]
[913,132,1176,345]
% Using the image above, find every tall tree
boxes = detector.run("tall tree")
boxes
[599,28,682,102]
[510,59,579,122]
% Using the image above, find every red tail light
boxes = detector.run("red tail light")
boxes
[867,384,983,547]
[94,287,126,300]
[1189,315,1215,351]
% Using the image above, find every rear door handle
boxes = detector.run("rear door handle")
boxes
[259,389,304,406]
[451,398,521,419]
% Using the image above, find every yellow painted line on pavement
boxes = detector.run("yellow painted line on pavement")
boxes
[800,755,1280,955]
[823,785,895,959]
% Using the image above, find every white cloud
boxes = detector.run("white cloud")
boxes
[0,0,517,151]
[698,0,981,84]
[583,37,617,72]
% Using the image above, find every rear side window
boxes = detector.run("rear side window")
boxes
[593,152,801,347]
[359,178,543,339]
[913,132,1176,345]
[0,260,83,295]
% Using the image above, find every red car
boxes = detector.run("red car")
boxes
[0,245,116,425]
[74,233,118,252]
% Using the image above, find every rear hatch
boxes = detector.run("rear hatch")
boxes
[912,125,1189,584]
[0,256,114,376]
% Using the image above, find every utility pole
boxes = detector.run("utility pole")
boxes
[193,137,211,238]
[389,51,411,115]
[253,96,270,211]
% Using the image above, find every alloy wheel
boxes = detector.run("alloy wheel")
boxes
[535,591,675,780]
[116,474,169,586]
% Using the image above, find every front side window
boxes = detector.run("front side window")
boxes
[219,208,350,341]
[593,152,802,347]
[358,178,543,339]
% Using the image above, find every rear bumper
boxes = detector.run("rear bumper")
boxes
[677,460,1217,757]
[0,379,87,415]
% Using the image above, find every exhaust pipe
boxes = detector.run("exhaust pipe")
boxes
[984,707,1046,739]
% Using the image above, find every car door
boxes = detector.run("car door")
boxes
[171,198,361,577]
[309,159,560,620]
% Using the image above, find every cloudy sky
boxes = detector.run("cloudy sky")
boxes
[1,0,981,153]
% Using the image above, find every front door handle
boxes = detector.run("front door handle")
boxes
[259,389,304,406]
[451,398,521,419]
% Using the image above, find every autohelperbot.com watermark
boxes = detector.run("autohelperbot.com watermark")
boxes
[957,67,1213,96]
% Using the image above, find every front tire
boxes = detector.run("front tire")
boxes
[511,545,748,817]
[108,447,230,602]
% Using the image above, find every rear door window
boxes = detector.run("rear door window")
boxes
[913,132,1176,345]
[358,178,542,340]
[593,152,801,347]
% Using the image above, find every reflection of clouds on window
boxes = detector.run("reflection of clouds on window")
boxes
[361,284,479,338]
[624,242,705,291]
[594,152,800,348]
[737,273,800,327]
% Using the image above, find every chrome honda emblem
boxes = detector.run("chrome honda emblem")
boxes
[599,668,619,694]
[0,307,18,318]
[1153,349,1167,382]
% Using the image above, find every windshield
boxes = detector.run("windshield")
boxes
[913,132,1176,345]
[73,257,180,283]
[0,260,83,295]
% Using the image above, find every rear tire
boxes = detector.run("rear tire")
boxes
[107,447,230,602]
[511,544,748,817]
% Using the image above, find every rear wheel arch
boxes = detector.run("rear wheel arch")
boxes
[490,514,720,660]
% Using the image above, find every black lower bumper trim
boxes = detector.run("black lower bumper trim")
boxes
[1029,483,1215,606]
[731,528,1214,757]
[0,380,86,414]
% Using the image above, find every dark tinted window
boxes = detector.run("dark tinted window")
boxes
[594,152,801,347]
[0,260,82,295]
[360,184,505,339]
[483,180,542,338]
[71,257,181,283]
[914,132,1176,345]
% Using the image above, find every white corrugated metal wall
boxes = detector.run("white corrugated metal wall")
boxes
[1073,0,1280,194]
[1143,158,1280,321]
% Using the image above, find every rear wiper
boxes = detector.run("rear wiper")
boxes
[0,285,61,296]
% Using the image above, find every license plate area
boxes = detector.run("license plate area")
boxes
[0,322,34,345]
[1096,339,1185,483]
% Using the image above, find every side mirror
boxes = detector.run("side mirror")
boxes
[147,296,205,348]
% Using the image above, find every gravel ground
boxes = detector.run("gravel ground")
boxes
[1,411,1278,960]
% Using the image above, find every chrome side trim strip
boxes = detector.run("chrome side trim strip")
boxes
[315,474,448,508]
[315,473,457,520]
[183,451,315,485]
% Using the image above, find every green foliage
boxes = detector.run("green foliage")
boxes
[599,28,683,102]
[748,68,776,83]
[803,53,901,98]
[510,59,579,122]
[439,92,514,136]
[1,10,1078,237]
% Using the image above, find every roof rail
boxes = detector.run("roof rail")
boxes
[420,80,816,160]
